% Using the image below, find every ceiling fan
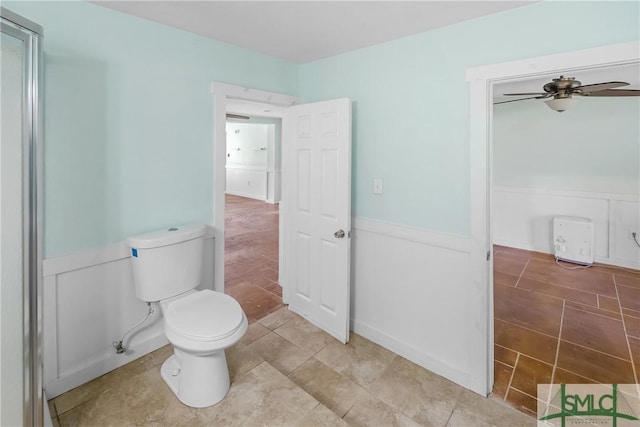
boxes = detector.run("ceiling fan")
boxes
[226,113,250,120]
[495,75,640,112]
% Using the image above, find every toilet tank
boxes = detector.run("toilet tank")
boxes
[127,224,207,302]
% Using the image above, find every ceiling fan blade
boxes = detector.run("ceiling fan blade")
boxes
[576,81,629,93]
[226,113,250,120]
[580,88,640,97]
[502,92,549,97]
[493,96,546,105]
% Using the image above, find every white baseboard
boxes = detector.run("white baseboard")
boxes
[494,238,639,270]
[351,318,472,391]
[493,186,639,270]
[45,333,168,398]
[350,217,483,394]
[225,190,266,201]
[44,390,53,426]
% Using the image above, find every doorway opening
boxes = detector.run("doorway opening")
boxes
[466,40,640,405]
[490,64,640,416]
[223,102,285,321]
[210,83,300,320]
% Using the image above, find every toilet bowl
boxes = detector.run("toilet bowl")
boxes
[127,224,248,408]
[159,290,247,407]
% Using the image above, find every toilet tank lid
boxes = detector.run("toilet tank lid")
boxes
[127,224,206,249]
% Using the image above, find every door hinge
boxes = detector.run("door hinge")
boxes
[486,251,491,261]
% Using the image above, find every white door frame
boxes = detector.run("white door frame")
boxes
[211,82,300,293]
[465,40,640,395]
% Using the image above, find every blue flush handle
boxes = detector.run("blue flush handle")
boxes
[131,248,138,257]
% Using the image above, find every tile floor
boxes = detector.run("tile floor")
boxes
[492,245,640,417]
[224,195,284,322]
[48,307,535,426]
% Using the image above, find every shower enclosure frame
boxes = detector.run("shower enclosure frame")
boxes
[1,7,44,426]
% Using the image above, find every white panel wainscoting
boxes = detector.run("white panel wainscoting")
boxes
[494,186,640,269]
[350,218,479,392]
[225,165,268,200]
[43,230,215,398]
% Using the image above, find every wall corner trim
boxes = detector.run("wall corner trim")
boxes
[353,217,471,253]
[43,227,215,277]
[211,81,300,106]
[43,242,131,278]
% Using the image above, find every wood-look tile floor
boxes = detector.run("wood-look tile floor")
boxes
[492,245,640,417]
[224,194,284,322]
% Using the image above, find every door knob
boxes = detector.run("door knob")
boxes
[334,229,345,239]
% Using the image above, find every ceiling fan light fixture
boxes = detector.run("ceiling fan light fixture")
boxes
[545,97,576,112]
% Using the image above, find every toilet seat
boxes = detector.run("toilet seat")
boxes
[163,289,247,352]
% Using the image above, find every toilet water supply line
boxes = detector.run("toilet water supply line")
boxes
[113,302,155,354]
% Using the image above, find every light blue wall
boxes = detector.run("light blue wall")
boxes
[5,1,298,257]
[299,1,640,236]
[6,1,640,255]
[494,96,640,194]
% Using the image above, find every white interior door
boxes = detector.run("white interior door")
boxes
[282,98,352,343]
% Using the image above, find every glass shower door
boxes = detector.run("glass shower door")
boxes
[1,8,43,427]
[1,28,27,427]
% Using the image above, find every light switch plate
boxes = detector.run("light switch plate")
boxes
[373,178,383,195]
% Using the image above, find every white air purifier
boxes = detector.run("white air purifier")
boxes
[553,216,594,265]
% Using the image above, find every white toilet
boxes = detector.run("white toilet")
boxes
[127,224,247,408]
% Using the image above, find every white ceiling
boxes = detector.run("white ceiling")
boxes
[91,1,534,64]
[90,1,637,108]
